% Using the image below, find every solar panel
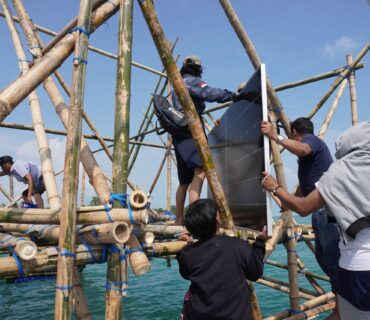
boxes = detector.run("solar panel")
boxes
[208,64,272,236]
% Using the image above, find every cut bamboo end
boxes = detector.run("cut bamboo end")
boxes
[144,232,155,245]
[15,240,37,260]
[127,234,151,276]
[129,189,148,209]
[111,222,130,243]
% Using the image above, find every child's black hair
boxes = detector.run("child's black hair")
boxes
[184,199,218,240]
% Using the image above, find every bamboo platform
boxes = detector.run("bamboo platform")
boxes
[0,1,368,319]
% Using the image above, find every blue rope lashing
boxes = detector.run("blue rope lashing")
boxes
[125,248,144,254]
[55,246,76,258]
[119,251,127,262]
[90,225,101,243]
[104,204,114,223]
[290,309,307,319]
[9,246,25,276]
[343,64,355,73]
[105,281,128,293]
[78,228,95,264]
[100,244,109,263]
[110,193,136,224]
[272,106,284,114]
[68,26,90,38]
[56,284,73,297]
[18,58,30,64]
[73,56,88,65]
[106,0,117,9]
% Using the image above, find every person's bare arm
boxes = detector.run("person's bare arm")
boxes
[262,172,325,216]
[24,173,34,204]
[260,121,312,157]
[294,185,303,198]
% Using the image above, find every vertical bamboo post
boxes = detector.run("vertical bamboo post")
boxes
[106,0,133,318]
[318,79,347,139]
[9,176,14,200]
[1,0,61,209]
[80,168,86,206]
[346,54,359,125]
[55,1,92,319]
[166,135,172,211]
[148,144,171,195]
[138,0,234,229]
[219,0,291,137]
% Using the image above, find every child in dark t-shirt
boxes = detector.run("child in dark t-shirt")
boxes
[177,199,267,320]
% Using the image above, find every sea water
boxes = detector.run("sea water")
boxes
[0,216,332,319]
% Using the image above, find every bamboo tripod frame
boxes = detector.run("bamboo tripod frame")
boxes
[0,0,368,319]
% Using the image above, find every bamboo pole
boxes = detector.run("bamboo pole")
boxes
[138,0,234,230]
[52,70,114,162]
[0,184,13,202]
[0,207,148,225]
[346,54,359,125]
[0,0,120,123]
[9,176,14,200]
[106,0,134,317]
[126,234,151,276]
[0,10,167,78]
[55,1,92,317]
[285,302,335,320]
[2,0,61,209]
[261,276,318,297]
[256,278,315,300]
[72,267,93,320]
[318,79,347,138]
[145,240,187,256]
[264,292,335,320]
[166,135,172,211]
[148,146,170,195]
[80,169,86,206]
[307,45,370,119]
[219,0,291,137]
[0,232,37,260]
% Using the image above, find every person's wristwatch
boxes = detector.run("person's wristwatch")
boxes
[275,135,284,145]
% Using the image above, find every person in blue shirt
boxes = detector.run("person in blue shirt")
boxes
[171,55,238,225]
[0,155,45,208]
[261,117,340,320]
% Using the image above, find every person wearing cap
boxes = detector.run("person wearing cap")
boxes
[171,55,239,225]
[0,156,45,208]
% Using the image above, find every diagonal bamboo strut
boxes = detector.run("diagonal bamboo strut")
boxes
[1,0,61,210]
[346,54,359,125]
[9,176,14,199]
[0,9,166,78]
[219,0,291,137]
[0,184,13,202]
[55,1,92,318]
[0,0,120,123]
[138,0,234,230]
[318,79,348,139]
[106,0,134,317]
[80,168,86,206]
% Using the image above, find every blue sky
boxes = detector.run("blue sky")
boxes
[0,0,369,211]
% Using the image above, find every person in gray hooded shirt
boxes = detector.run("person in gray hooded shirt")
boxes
[262,121,370,320]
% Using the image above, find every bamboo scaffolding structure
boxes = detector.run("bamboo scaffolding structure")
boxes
[0,0,120,123]
[307,44,370,119]
[219,0,291,137]
[0,244,107,277]
[0,10,167,78]
[55,1,92,317]
[138,0,234,230]
[0,222,130,244]
[257,278,315,300]
[0,207,148,225]
[346,54,359,125]
[264,292,335,320]
[284,302,335,320]
[2,0,61,210]
[0,232,37,260]
[106,0,134,316]
[318,79,348,138]
[0,184,13,202]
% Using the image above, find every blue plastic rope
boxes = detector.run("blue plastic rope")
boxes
[101,244,108,263]
[9,246,25,276]
[110,193,136,224]
[272,106,284,114]
[343,64,355,73]
[56,285,73,292]
[55,246,76,258]
[30,45,41,50]
[90,225,101,243]
[125,248,144,254]
[106,0,117,8]
[290,309,306,318]
[104,204,114,223]
[73,56,88,64]
[18,58,30,63]
[78,228,95,264]
[68,26,90,37]
[105,281,128,292]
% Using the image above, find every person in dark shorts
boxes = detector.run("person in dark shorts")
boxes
[171,55,238,225]
[177,199,267,320]
[0,155,45,208]
[261,117,340,320]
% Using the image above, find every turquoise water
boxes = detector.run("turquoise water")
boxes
[0,217,332,319]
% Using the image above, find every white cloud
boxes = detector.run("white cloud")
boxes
[320,36,360,57]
